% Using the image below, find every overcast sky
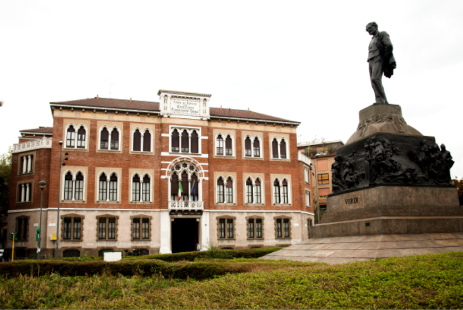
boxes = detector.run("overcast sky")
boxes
[1,0,462,178]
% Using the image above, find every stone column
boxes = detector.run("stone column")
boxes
[27,155,32,173]
[21,184,25,202]
[25,183,29,202]
[106,180,110,202]
[140,180,144,202]
[22,156,27,174]
[72,179,75,201]
[159,210,172,254]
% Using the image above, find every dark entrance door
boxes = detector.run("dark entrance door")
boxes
[171,218,199,253]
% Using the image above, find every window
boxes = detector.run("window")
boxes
[109,173,118,201]
[217,177,224,203]
[171,173,179,201]
[218,217,235,239]
[132,217,151,240]
[255,178,262,204]
[318,173,329,185]
[132,175,140,202]
[273,179,280,204]
[62,171,86,201]
[225,135,233,155]
[191,174,199,201]
[282,179,288,204]
[275,217,291,239]
[306,191,311,208]
[253,137,260,157]
[272,138,279,159]
[171,129,180,152]
[181,130,189,152]
[133,129,141,151]
[110,128,119,150]
[98,216,117,240]
[67,125,86,149]
[246,178,253,203]
[143,130,151,152]
[245,137,252,157]
[63,250,80,257]
[304,167,310,184]
[62,215,83,241]
[77,126,86,148]
[64,172,73,200]
[99,174,108,201]
[191,130,199,153]
[226,177,233,203]
[100,127,109,149]
[248,218,263,239]
[142,175,150,202]
[15,217,29,241]
[66,125,76,148]
[74,172,84,201]
[17,182,32,203]
[280,139,287,159]
[20,155,33,174]
[216,135,224,155]
[181,171,189,201]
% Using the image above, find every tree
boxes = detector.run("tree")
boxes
[0,148,12,216]
[452,177,463,206]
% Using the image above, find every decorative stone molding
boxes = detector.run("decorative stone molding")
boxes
[13,137,52,154]
[357,115,406,138]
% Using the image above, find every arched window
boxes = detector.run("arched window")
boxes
[64,172,73,200]
[181,130,189,153]
[75,172,84,201]
[77,126,86,148]
[191,173,199,201]
[273,179,281,204]
[99,173,107,201]
[246,178,253,203]
[66,126,75,148]
[244,137,252,157]
[109,173,118,201]
[272,138,279,159]
[171,129,179,152]
[280,139,287,159]
[216,135,224,155]
[143,130,151,152]
[110,128,119,150]
[171,173,179,201]
[253,137,260,157]
[133,129,141,151]
[217,177,224,203]
[132,175,140,202]
[226,177,233,203]
[255,178,262,203]
[181,171,189,201]
[142,175,150,202]
[191,130,199,153]
[225,135,233,156]
[100,127,109,150]
[282,179,288,204]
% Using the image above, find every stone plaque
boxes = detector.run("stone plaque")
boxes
[171,98,201,117]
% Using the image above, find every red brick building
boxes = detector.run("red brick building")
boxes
[7,90,314,258]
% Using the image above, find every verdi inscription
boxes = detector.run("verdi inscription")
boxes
[171,98,201,117]
[345,197,359,204]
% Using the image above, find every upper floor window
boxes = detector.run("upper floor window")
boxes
[133,129,152,152]
[19,155,33,174]
[253,137,261,157]
[318,173,329,185]
[131,173,151,202]
[246,178,253,203]
[66,125,86,149]
[225,135,233,155]
[245,136,262,158]
[216,135,224,155]
[171,128,200,154]
[169,163,200,202]
[304,167,310,183]
[63,171,85,201]
[17,183,32,203]
[100,127,120,151]
[273,178,290,205]
[216,134,233,156]
[245,177,262,204]
[272,137,288,159]
[98,172,118,202]
[216,176,234,203]
[306,190,311,208]
[245,137,252,157]
[226,177,233,203]
[217,177,224,203]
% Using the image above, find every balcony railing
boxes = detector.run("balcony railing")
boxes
[169,200,204,210]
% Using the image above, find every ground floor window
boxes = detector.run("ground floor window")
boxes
[131,216,151,240]
[275,217,291,239]
[218,217,235,239]
[247,218,263,239]
[62,215,84,241]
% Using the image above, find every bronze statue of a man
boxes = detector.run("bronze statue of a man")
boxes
[366,22,397,104]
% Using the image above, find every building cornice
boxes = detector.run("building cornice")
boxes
[12,137,52,154]
[50,103,161,115]
[210,116,300,126]
[157,89,212,97]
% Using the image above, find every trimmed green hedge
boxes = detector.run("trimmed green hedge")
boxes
[124,247,284,262]
[0,259,256,280]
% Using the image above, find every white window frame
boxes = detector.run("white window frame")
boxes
[215,132,235,157]
[243,176,265,205]
[131,127,154,152]
[96,171,121,202]
[61,170,86,202]
[306,190,311,207]
[243,135,263,159]
[272,177,291,205]
[216,175,235,204]
[130,172,153,203]
[98,125,122,151]
[64,123,89,150]
[169,125,202,154]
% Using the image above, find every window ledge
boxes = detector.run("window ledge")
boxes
[64,147,88,151]
[61,240,83,242]
[131,151,154,155]
[98,149,121,152]
[16,201,32,204]
[218,238,236,241]
[247,238,264,240]
[130,202,152,204]
[98,239,118,242]
[18,172,34,176]
[244,203,265,206]
[131,239,152,242]
[169,152,201,156]
[216,203,236,206]
[273,204,292,206]
[243,156,264,160]
[62,200,86,203]
[96,201,120,204]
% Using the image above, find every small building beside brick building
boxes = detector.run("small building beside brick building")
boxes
[297,140,344,212]
[7,90,314,258]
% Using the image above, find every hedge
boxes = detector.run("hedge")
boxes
[123,246,284,262]
[0,259,257,280]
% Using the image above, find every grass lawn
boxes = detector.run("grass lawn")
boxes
[1,251,463,309]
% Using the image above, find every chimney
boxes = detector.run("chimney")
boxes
[220,105,222,110]
[96,95,99,99]
[248,107,249,111]
[130,98,132,102]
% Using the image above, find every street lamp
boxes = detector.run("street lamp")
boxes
[55,141,68,259]
[37,180,47,259]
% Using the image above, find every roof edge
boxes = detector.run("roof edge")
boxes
[157,90,212,97]
[49,103,161,114]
